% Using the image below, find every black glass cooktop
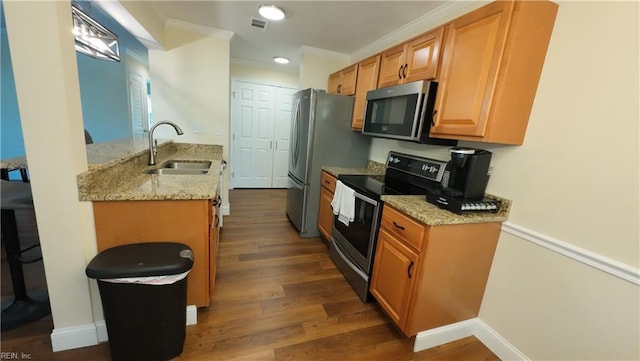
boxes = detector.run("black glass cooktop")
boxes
[338,172,441,201]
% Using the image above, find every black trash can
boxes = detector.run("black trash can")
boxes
[86,242,194,361]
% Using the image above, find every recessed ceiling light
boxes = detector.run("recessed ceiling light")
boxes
[273,56,289,64]
[259,5,285,21]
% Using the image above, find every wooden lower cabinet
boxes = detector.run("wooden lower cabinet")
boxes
[370,204,502,336]
[317,171,337,242]
[93,199,218,308]
[370,228,418,325]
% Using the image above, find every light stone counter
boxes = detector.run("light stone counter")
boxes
[77,140,222,201]
[0,138,173,170]
[381,194,511,226]
[322,161,386,178]
[322,160,511,226]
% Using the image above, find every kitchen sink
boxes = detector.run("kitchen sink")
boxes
[162,160,212,170]
[146,168,209,175]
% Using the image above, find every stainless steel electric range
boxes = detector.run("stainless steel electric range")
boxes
[329,151,448,302]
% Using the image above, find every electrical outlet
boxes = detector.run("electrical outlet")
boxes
[193,124,204,134]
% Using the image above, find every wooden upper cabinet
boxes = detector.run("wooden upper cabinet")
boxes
[430,0,559,145]
[327,72,341,95]
[378,28,444,88]
[351,55,380,130]
[404,28,444,83]
[327,64,358,95]
[377,44,405,88]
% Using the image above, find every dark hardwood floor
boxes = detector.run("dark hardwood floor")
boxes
[1,189,499,360]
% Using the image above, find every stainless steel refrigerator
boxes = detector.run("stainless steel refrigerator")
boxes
[286,88,371,238]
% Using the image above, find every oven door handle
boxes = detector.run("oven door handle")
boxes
[332,241,368,280]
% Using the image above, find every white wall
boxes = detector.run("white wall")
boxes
[230,62,299,88]
[298,48,350,90]
[149,24,231,208]
[368,1,639,359]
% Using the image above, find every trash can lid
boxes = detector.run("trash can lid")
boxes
[86,242,194,279]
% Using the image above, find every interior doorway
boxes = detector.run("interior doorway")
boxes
[231,80,297,188]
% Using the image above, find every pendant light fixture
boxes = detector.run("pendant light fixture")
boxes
[72,5,120,62]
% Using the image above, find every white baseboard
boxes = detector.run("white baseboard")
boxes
[474,319,529,361]
[413,319,475,352]
[51,305,198,352]
[50,324,99,352]
[414,318,527,361]
[186,305,197,325]
[96,320,108,342]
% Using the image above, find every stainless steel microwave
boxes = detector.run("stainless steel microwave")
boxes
[362,80,456,145]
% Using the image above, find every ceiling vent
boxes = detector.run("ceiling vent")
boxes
[250,18,269,32]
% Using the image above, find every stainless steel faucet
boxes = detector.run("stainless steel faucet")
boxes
[148,121,184,165]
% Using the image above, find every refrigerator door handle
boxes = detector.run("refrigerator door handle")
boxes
[290,99,301,169]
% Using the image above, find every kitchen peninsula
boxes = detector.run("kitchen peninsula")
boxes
[76,138,223,308]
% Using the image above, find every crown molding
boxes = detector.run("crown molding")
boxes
[351,1,489,62]
[165,18,235,40]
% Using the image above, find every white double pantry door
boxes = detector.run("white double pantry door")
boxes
[232,80,297,188]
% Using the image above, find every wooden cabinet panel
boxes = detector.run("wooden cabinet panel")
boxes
[340,64,358,95]
[377,44,405,88]
[431,1,512,138]
[327,72,341,95]
[352,55,380,130]
[430,0,558,144]
[93,200,212,307]
[318,186,334,241]
[318,171,337,242]
[404,28,444,83]
[370,228,419,326]
[327,65,357,95]
[404,222,501,336]
[371,204,502,336]
[320,171,337,193]
[379,205,426,251]
[378,28,443,88]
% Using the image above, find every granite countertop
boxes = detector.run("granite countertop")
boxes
[323,160,510,226]
[77,140,223,201]
[381,194,511,226]
[0,138,173,170]
[322,161,386,177]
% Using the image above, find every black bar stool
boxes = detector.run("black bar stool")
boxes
[1,180,50,331]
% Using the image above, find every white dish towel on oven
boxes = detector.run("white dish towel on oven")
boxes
[331,180,355,226]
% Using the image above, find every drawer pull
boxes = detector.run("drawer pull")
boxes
[392,221,405,230]
[325,180,330,184]
[408,261,414,279]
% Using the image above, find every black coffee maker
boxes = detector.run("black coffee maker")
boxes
[441,147,492,200]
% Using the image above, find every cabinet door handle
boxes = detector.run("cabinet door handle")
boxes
[214,214,220,228]
[431,109,438,126]
[337,84,342,94]
[403,64,407,78]
[392,221,405,230]
[408,261,414,279]
[398,65,403,80]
